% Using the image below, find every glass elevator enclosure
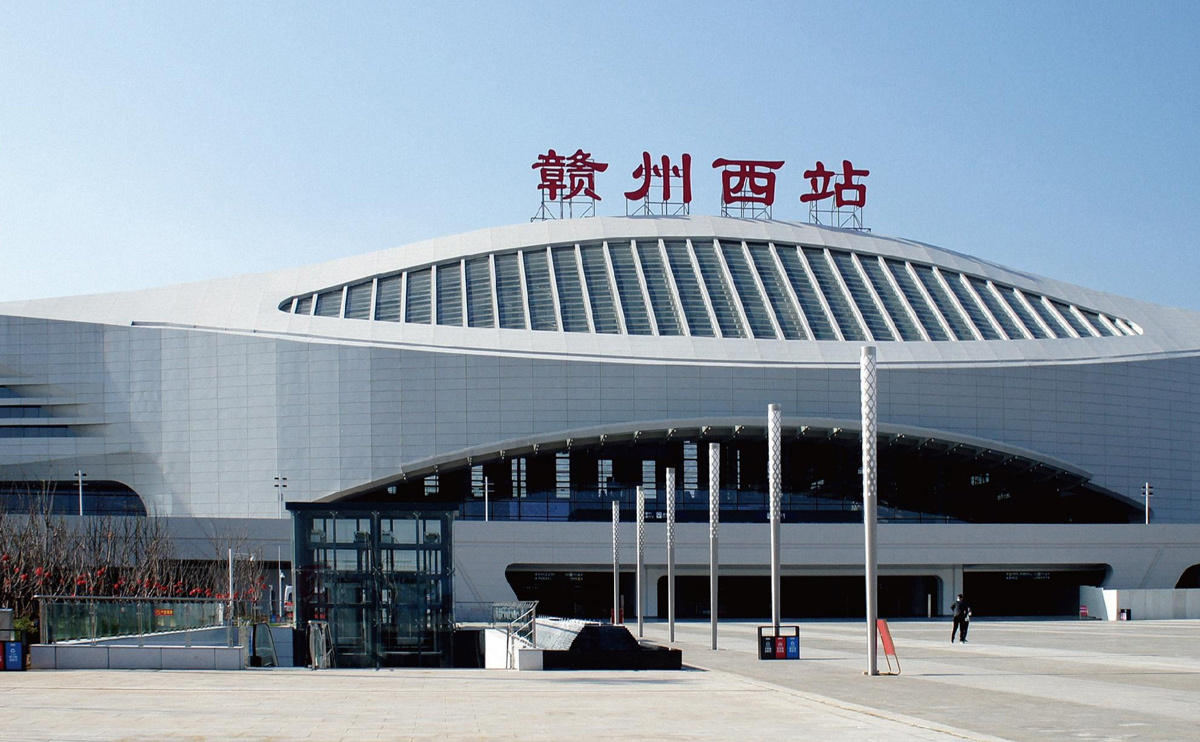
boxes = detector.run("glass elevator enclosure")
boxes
[289,502,455,667]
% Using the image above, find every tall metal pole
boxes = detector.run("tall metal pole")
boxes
[612,498,620,625]
[666,467,676,643]
[277,546,284,619]
[768,403,782,634]
[227,547,234,623]
[861,346,880,676]
[76,470,86,517]
[1144,482,1152,525]
[484,476,490,522]
[709,442,720,649]
[636,485,645,638]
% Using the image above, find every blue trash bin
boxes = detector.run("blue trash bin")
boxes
[3,641,25,671]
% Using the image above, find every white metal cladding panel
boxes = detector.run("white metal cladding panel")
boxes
[4,314,1198,522]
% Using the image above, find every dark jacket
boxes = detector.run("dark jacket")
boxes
[951,599,971,619]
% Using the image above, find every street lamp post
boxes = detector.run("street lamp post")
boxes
[228,549,256,623]
[274,476,288,518]
[76,470,86,517]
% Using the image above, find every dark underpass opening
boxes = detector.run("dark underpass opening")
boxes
[507,569,940,619]
[507,567,1110,619]
[656,575,941,619]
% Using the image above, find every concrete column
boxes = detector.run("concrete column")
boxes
[947,565,965,615]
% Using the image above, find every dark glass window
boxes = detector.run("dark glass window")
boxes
[944,272,1001,340]
[607,241,653,335]
[967,277,1025,339]
[345,282,373,320]
[464,258,494,328]
[315,289,342,318]
[551,247,590,333]
[664,241,714,337]
[374,276,402,322]
[0,480,146,516]
[885,260,948,341]
[691,239,746,338]
[636,240,682,336]
[436,263,463,326]
[777,246,837,340]
[830,251,892,341]
[523,250,558,331]
[803,247,866,341]
[579,244,620,334]
[494,253,526,329]
[859,256,922,341]
[721,241,776,339]
[405,270,432,324]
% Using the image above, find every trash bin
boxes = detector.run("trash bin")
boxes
[1118,608,1132,621]
[3,641,25,671]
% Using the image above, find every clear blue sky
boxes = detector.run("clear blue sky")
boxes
[3,2,1199,310]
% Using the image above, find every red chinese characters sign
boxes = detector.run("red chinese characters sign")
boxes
[532,148,609,201]
[531,149,869,227]
[625,152,692,216]
[711,158,785,218]
[800,159,870,208]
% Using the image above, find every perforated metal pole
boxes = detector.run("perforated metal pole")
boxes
[861,346,880,676]
[709,442,720,650]
[636,485,645,638]
[768,403,782,634]
[227,548,234,623]
[666,468,676,643]
[612,498,620,625]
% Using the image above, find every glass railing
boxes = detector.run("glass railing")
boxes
[456,487,959,524]
[37,595,225,644]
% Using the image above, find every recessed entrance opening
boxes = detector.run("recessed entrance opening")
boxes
[963,568,1108,616]
[1176,565,1200,589]
[505,569,637,621]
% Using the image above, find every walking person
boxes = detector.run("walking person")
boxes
[951,593,972,643]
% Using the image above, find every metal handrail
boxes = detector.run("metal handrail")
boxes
[492,600,538,668]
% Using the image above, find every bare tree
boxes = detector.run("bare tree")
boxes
[0,482,268,627]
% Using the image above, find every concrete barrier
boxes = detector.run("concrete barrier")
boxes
[515,648,544,671]
[29,644,244,670]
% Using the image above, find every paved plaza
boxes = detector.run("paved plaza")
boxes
[1,619,1198,741]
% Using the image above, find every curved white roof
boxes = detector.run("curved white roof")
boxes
[3,216,1199,368]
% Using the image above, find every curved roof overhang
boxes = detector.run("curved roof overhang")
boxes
[318,416,1135,508]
